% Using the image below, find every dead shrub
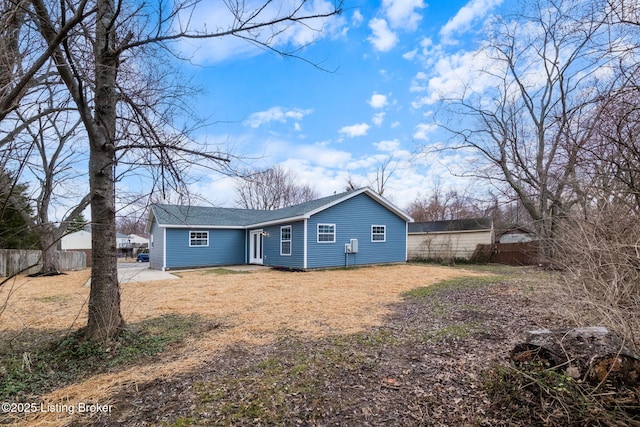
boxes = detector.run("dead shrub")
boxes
[555,205,640,353]
[486,360,640,426]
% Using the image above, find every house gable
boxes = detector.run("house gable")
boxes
[306,192,408,268]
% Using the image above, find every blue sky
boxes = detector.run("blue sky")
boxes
[166,0,506,209]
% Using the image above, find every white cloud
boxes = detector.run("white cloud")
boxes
[244,107,313,128]
[368,93,389,109]
[413,123,438,141]
[352,9,364,26]
[367,18,399,52]
[294,145,352,166]
[374,139,400,152]
[411,48,500,108]
[366,0,425,53]
[272,0,348,46]
[382,0,425,30]
[339,123,371,137]
[372,112,386,126]
[196,176,240,206]
[178,36,259,64]
[187,135,484,211]
[260,138,353,168]
[346,154,390,170]
[440,0,503,43]
[410,71,428,92]
[414,37,443,67]
[420,37,434,50]
[403,48,418,60]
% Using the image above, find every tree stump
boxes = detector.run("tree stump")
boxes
[510,327,640,386]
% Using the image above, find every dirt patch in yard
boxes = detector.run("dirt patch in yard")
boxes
[1,264,486,426]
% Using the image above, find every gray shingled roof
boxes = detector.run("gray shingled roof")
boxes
[408,217,492,233]
[151,189,365,228]
[151,205,261,227]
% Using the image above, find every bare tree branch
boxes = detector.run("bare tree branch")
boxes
[235,165,319,209]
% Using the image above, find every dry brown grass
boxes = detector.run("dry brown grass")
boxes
[1,270,92,332]
[1,264,485,426]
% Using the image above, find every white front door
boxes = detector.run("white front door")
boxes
[249,230,264,264]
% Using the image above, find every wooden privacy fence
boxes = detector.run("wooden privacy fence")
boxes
[0,249,86,277]
[472,242,540,266]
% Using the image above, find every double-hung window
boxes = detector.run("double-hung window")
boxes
[371,225,386,242]
[281,226,292,256]
[189,231,209,247]
[317,224,336,243]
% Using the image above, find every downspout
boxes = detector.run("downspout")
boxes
[405,221,409,261]
[303,219,308,269]
[162,227,167,271]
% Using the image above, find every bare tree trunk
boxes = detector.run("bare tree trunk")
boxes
[17,0,342,343]
[38,224,58,274]
[85,0,123,341]
[0,1,25,105]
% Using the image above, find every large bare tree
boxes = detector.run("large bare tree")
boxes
[406,181,481,222]
[2,86,90,274]
[236,165,319,210]
[1,0,342,341]
[435,0,620,257]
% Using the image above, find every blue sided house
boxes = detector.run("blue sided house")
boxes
[145,188,413,270]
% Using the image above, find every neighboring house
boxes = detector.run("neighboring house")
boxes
[60,229,92,250]
[145,188,413,271]
[61,229,150,263]
[407,217,494,260]
[117,233,149,248]
[60,228,93,266]
[497,226,536,243]
[117,233,150,257]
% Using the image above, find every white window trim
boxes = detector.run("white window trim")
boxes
[189,230,209,247]
[317,223,336,243]
[371,225,386,242]
[280,225,292,256]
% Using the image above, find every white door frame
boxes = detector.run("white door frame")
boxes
[249,229,264,264]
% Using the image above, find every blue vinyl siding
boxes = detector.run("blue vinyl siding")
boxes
[149,220,164,269]
[149,189,409,271]
[306,193,407,268]
[165,228,245,269]
[252,221,305,269]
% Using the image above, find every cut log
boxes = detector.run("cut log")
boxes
[510,327,640,386]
